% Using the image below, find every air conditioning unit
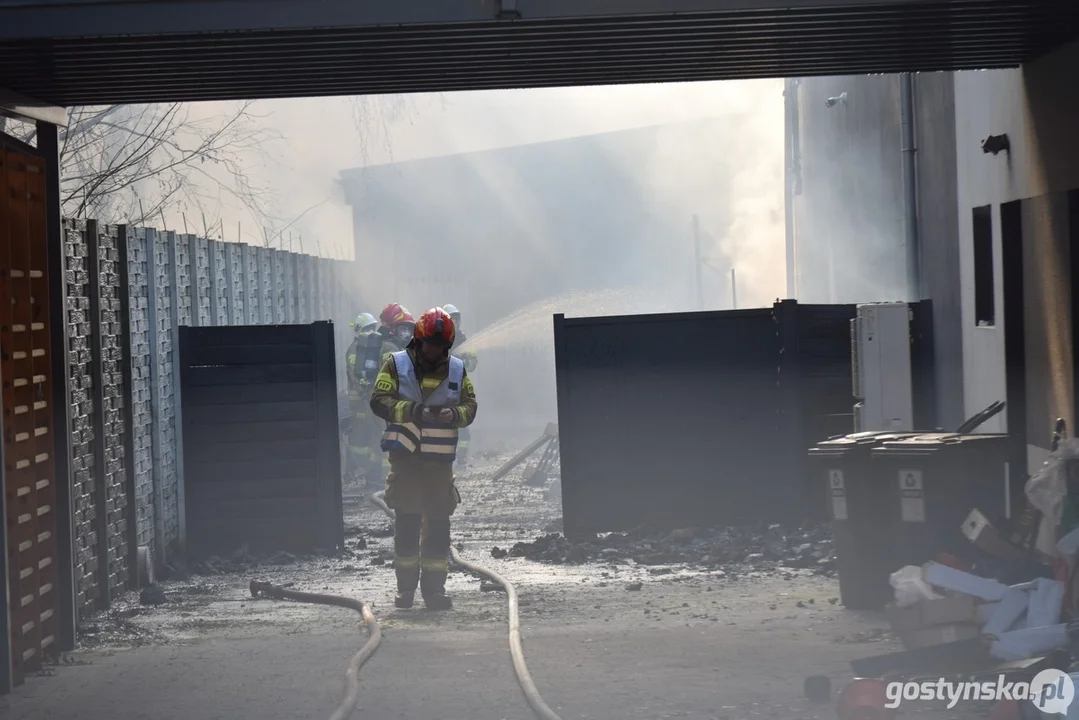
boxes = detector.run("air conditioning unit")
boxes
[851,302,913,432]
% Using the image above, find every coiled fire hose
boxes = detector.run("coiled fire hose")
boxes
[370,490,564,720]
[248,579,381,720]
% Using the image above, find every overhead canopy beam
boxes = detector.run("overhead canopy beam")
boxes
[0,88,67,128]
[0,0,963,40]
[1,0,1077,106]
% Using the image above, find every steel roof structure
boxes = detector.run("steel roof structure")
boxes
[0,0,1077,107]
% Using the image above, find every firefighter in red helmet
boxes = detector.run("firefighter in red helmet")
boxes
[369,303,416,485]
[377,303,416,363]
[369,307,478,610]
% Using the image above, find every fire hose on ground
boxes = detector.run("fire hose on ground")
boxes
[248,491,563,720]
[248,579,381,720]
[370,489,563,720]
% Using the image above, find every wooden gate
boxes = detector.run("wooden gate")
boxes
[179,322,343,558]
[0,142,61,687]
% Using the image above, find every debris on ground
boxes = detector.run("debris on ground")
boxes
[498,523,836,576]
[139,584,169,606]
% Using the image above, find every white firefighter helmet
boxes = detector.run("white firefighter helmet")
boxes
[350,312,378,334]
[442,303,460,320]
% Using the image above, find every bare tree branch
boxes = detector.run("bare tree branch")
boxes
[8,101,284,228]
[349,93,447,165]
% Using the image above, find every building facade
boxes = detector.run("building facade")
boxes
[790,38,1079,480]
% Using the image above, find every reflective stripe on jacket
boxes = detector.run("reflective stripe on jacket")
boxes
[380,350,465,462]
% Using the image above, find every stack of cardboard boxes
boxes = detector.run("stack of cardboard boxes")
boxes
[886,594,980,649]
[885,561,1067,660]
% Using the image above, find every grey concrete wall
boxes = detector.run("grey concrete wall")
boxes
[64,219,100,620]
[790,72,965,430]
[65,222,355,623]
[792,74,906,305]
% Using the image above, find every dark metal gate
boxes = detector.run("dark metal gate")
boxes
[554,300,859,540]
[179,322,343,558]
[0,142,61,688]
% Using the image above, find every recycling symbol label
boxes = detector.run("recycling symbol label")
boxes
[898,469,925,523]
[828,469,848,520]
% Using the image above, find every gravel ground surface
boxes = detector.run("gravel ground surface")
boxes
[0,452,987,720]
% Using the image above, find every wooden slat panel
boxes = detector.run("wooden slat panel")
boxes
[187,477,316,503]
[186,516,319,555]
[183,400,315,426]
[182,382,313,406]
[181,324,312,347]
[191,497,318,521]
[186,343,314,366]
[182,363,313,387]
[185,419,316,446]
[1,147,58,688]
[185,458,317,485]
[192,439,318,464]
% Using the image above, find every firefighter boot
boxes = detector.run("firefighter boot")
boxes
[395,574,418,608]
[393,513,422,608]
[421,516,452,611]
[420,569,452,611]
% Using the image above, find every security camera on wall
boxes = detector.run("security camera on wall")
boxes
[825,92,848,108]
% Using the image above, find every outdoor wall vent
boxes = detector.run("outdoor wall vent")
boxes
[981,133,1010,155]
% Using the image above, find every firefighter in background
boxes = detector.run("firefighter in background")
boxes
[370,307,477,610]
[378,303,416,364]
[442,304,476,468]
[374,303,416,481]
[344,313,379,484]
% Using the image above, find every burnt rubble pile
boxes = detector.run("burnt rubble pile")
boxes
[490,523,836,574]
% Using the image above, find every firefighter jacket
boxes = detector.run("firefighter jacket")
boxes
[370,348,477,464]
[344,336,367,417]
[456,330,478,373]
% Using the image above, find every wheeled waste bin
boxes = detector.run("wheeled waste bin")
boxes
[808,432,922,610]
[871,433,1012,570]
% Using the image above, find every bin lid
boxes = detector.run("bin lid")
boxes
[812,431,922,452]
[876,432,1008,451]
[815,431,919,446]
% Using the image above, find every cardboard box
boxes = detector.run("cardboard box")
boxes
[886,595,978,633]
[963,509,1025,560]
[901,622,981,650]
[925,562,1009,601]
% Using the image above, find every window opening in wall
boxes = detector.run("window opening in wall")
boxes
[973,205,995,327]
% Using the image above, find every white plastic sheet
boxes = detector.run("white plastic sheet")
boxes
[890,565,940,607]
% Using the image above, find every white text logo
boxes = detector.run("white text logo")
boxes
[884,670,1074,713]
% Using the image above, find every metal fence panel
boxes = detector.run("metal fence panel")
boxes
[555,301,858,540]
[179,322,343,557]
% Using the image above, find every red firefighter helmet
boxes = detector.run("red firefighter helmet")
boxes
[379,302,413,329]
[413,307,456,348]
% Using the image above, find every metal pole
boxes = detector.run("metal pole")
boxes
[692,214,703,310]
[900,72,921,301]
[731,268,738,310]
[784,77,796,299]
[39,121,78,652]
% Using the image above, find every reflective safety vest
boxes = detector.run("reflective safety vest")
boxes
[380,351,465,463]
